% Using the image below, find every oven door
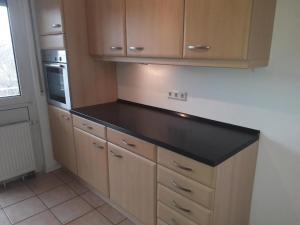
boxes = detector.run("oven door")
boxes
[43,63,71,110]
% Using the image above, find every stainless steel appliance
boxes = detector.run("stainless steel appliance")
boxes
[42,50,71,110]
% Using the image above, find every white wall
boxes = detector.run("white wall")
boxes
[117,1,300,224]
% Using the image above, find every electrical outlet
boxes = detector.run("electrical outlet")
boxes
[168,90,188,101]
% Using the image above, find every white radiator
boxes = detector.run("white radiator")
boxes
[0,122,36,183]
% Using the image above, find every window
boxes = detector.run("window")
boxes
[0,0,20,98]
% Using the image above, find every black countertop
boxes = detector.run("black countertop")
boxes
[71,100,260,167]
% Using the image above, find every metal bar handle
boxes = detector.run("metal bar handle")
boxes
[93,142,104,149]
[111,46,123,51]
[187,45,211,50]
[44,63,65,69]
[129,47,144,51]
[172,200,192,213]
[61,115,70,120]
[110,151,123,158]
[122,140,136,147]
[52,24,62,28]
[172,180,192,193]
[82,123,93,130]
[173,161,193,172]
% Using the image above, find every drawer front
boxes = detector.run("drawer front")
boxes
[158,147,216,187]
[157,219,168,225]
[73,115,106,139]
[158,166,214,209]
[107,128,156,161]
[158,185,212,225]
[158,202,198,225]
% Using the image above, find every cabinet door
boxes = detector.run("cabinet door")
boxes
[74,128,109,196]
[184,0,252,60]
[108,143,156,225]
[86,0,126,56]
[126,0,184,58]
[48,106,77,174]
[35,0,63,35]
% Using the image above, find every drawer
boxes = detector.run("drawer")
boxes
[107,128,156,161]
[158,166,214,209]
[158,202,198,225]
[158,147,216,187]
[158,185,212,225]
[73,115,106,139]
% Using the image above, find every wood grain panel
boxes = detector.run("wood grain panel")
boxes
[73,115,106,139]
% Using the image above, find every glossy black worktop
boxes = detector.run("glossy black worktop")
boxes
[71,100,260,167]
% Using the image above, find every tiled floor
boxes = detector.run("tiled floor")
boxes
[0,169,135,225]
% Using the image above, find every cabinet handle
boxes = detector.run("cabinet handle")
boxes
[187,45,211,51]
[129,47,144,51]
[110,151,123,158]
[172,180,192,193]
[82,123,93,130]
[93,142,104,149]
[52,24,62,28]
[111,46,123,51]
[61,115,70,120]
[172,200,192,213]
[173,161,193,172]
[122,140,136,148]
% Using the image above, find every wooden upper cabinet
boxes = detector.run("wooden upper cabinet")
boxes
[126,0,184,58]
[86,0,126,56]
[184,0,252,60]
[35,0,63,35]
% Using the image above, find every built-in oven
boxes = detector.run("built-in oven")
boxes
[42,50,71,110]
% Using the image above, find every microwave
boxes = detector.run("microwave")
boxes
[42,50,71,110]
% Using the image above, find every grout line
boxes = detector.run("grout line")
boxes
[64,208,95,225]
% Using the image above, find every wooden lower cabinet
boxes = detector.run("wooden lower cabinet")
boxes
[74,128,109,196]
[108,143,156,225]
[48,105,77,174]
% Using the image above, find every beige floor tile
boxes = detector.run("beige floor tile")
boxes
[81,192,105,208]
[98,204,126,224]
[118,219,136,225]
[51,197,92,224]
[4,197,47,224]
[0,182,34,208]
[53,168,76,184]
[26,174,63,195]
[68,180,88,195]
[15,211,60,225]
[39,185,77,208]
[0,209,11,225]
[68,210,113,225]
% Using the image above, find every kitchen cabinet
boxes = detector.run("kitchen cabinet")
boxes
[126,0,184,58]
[86,0,126,56]
[108,143,156,225]
[48,105,77,174]
[74,128,109,196]
[35,0,63,36]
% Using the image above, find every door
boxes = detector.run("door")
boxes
[74,128,109,196]
[183,0,252,60]
[86,0,126,56]
[0,0,52,171]
[48,105,77,174]
[108,143,156,225]
[126,0,184,58]
[34,0,63,35]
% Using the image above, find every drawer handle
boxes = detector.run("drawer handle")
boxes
[187,45,211,51]
[172,180,192,193]
[110,151,123,158]
[173,200,192,213]
[122,140,136,148]
[82,123,93,130]
[173,161,193,172]
[52,23,62,28]
[93,142,104,149]
[111,46,123,51]
[129,46,144,51]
